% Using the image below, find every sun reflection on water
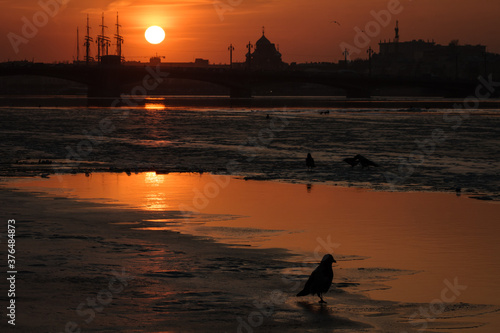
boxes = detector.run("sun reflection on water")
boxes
[4,172,500,306]
[144,103,166,111]
[142,172,169,210]
[143,192,169,211]
[144,171,165,186]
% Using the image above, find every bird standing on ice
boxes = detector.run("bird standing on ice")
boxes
[306,153,316,171]
[297,254,336,303]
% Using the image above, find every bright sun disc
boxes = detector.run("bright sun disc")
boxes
[145,26,165,44]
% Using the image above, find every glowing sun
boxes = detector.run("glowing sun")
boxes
[145,26,165,44]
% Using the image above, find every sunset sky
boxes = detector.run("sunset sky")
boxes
[1,0,499,64]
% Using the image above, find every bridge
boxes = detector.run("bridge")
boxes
[0,62,478,99]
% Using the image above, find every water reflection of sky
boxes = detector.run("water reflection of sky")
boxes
[4,172,500,306]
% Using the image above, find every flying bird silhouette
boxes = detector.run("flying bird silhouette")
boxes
[306,153,316,171]
[297,254,336,303]
[330,20,341,26]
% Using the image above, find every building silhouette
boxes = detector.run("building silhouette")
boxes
[246,29,285,70]
[373,22,488,79]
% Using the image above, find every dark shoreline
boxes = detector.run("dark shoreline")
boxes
[2,95,500,109]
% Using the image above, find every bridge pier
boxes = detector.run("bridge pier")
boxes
[230,86,253,98]
[88,80,123,98]
[86,67,126,98]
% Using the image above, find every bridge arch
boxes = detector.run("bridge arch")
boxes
[0,74,87,95]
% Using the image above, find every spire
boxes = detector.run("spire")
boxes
[395,20,399,43]
[262,26,265,36]
[246,41,254,69]
[228,43,234,69]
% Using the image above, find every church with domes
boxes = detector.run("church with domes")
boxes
[246,29,286,70]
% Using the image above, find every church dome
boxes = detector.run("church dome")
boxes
[256,34,272,47]
[247,28,285,70]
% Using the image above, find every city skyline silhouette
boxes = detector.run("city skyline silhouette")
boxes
[1,0,499,64]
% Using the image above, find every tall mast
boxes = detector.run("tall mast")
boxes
[76,27,80,62]
[114,12,123,60]
[394,20,399,43]
[97,13,110,62]
[84,14,93,65]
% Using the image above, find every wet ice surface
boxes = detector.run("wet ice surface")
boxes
[3,187,499,333]
[1,106,499,199]
[2,105,500,332]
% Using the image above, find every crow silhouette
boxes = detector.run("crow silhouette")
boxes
[297,254,336,303]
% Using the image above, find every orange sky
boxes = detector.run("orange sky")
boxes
[1,0,499,64]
